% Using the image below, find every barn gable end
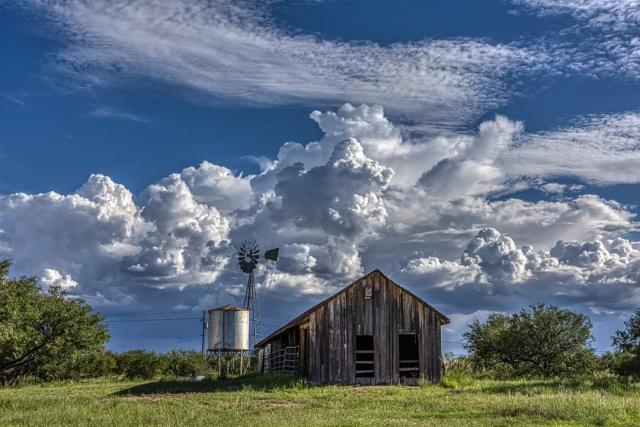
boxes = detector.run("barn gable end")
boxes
[257,270,448,385]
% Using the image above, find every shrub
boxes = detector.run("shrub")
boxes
[115,350,167,380]
[38,349,117,381]
[166,349,205,377]
[464,304,596,378]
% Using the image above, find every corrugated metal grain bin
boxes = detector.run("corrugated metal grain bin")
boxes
[208,305,250,351]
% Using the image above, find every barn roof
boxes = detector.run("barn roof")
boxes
[255,269,449,348]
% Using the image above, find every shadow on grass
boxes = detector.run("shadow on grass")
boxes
[114,373,302,396]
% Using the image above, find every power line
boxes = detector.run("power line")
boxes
[103,316,283,328]
[105,317,201,323]
[99,310,193,318]
[108,336,201,341]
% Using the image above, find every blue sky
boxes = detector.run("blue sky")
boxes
[1,0,640,354]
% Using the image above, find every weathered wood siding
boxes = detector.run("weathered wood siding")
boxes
[263,270,444,385]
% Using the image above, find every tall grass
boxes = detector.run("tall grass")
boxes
[1,374,639,426]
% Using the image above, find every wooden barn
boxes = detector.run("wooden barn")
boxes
[256,269,449,385]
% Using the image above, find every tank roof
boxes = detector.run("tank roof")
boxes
[209,304,246,312]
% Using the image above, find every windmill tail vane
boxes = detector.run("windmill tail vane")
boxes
[236,239,279,347]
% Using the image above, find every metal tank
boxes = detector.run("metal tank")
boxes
[208,305,250,351]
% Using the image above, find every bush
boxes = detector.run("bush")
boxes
[464,304,596,378]
[37,349,117,381]
[609,308,640,378]
[115,350,167,380]
[166,349,205,377]
[0,260,110,385]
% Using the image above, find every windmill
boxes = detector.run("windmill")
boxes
[237,239,279,346]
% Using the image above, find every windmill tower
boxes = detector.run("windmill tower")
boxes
[237,239,279,346]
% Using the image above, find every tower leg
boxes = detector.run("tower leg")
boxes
[243,272,263,347]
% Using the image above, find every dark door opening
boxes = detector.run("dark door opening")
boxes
[399,334,419,378]
[355,335,374,379]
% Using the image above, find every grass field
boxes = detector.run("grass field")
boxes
[1,374,639,426]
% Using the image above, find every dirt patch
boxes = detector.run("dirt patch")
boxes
[119,394,183,401]
[260,399,302,409]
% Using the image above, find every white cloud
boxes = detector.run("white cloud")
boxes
[126,173,231,286]
[40,268,78,290]
[179,161,253,213]
[385,190,634,258]
[19,0,538,128]
[505,112,640,184]
[87,106,148,123]
[0,103,639,354]
[511,0,640,30]
[510,1,640,81]
[417,115,523,198]
[400,227,640,314]
[273,138,393,238]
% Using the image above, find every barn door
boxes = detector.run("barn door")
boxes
[399,333,419,380]
[355,334,375,384]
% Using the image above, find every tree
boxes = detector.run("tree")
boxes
[464,304,596,377]
[166,349,205,377]
[115,350,167,379]
[613,309,640,354]
[609,309,640,377]
[0,260,110,385]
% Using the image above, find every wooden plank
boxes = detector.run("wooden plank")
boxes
[418,306,427,381]
[435,317,442,383]
[346,285,354,384]
[428,310,435,382]
[327,296,340,383]
[392,280,400,384]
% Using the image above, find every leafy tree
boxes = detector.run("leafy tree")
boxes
[0,260,110,385]
[166,349,205,377]
[609,309,640,377]
[115,350,167,379]
[613,309,640,354]
[464,304,596,377]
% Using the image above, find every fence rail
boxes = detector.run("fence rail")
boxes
[264,346,299,375]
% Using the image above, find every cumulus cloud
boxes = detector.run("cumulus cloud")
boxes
[0,103,639,355]
[179,161,253,213]
[0,175,145,296]
[253,104,463,190]
[40,268,78,290]
[0,170,236,302]
[418,115,524,198]
[273,138,393,238]
[401,227,640,314]
[126,173,231,286]
[385,189,634,259]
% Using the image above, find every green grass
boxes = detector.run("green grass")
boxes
[0,374,639,426]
